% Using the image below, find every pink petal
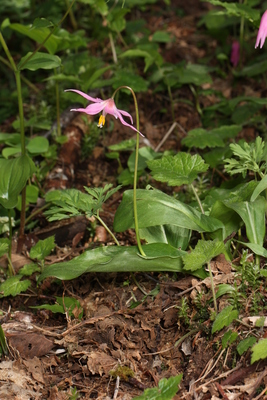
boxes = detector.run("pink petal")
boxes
[255,11,267,49]
[117,108,133,124]
[65,89,102,103]
[116,112,144,137]
[71,102,106,115]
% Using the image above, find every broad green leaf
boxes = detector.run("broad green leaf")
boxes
[236,242,267,257]
[0,276,31,298]
[18,52,61,71]
[182,240,225,271]
[0,155,35,208]
[223,196,266,246]
[0,133,21,144]
[209,200,242,242]
[9,23,58,54]
[27,136,49,154]
[212,306,238,334]
[237,337,257,356]
[38,244,185,282]
[32,18,54,29]
[132,374,182,400]
[251,175,267,201]
[251,339,267,364]
[2,146,21,159]
[147,153,209,186]
[140,225,191,250]
[113,189,223,233]
[30,236,55,260]
[182,125,241,149]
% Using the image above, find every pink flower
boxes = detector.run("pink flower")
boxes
[65,89,144,137]
[255,10,267,49]
[230,41,240,67]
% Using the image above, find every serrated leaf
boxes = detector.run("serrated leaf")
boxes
[132,374,182,400]
[18,52,61,71]
[183,240,225,271]
[147,153,209,186]
[0,242,9,257]
[237,337,257,356]
[29,236,55,260]
[0,276,31,297]
[205,0,260,22]
[251,339,267,364]
[182,125,241,149]
[20,263,40,276]
[212,306,238,334]
[222,330,238,349]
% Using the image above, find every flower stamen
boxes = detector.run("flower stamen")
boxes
[97,115,105,128]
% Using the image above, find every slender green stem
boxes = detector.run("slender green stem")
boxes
[109,32,118,64]
[175,328,198,348]
[24,203,50,225]
[19,0,76,70]
[95,214,120,246]
[131,273,148,296]
[208,261,217,314]
[8,210,15,276]
[54,68,61,137]
[167,84,175,123]
[112,86,146,257]
[64,0,78,30]
[191,183,204,214]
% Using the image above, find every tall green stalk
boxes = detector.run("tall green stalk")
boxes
[112,86,146,257]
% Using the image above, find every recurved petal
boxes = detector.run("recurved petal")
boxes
[116,113,144,137]
[116,108,133,124]
[65,89,102,103]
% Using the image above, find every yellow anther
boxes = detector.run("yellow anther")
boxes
[97,115,105,128]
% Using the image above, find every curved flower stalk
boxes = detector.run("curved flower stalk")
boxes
[255,10,267,49]
[64,89,144,137]
[65,87,146,256]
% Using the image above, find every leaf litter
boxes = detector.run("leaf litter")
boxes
[1,0,267,399]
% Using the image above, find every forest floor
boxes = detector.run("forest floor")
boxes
[1,0,267,399]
